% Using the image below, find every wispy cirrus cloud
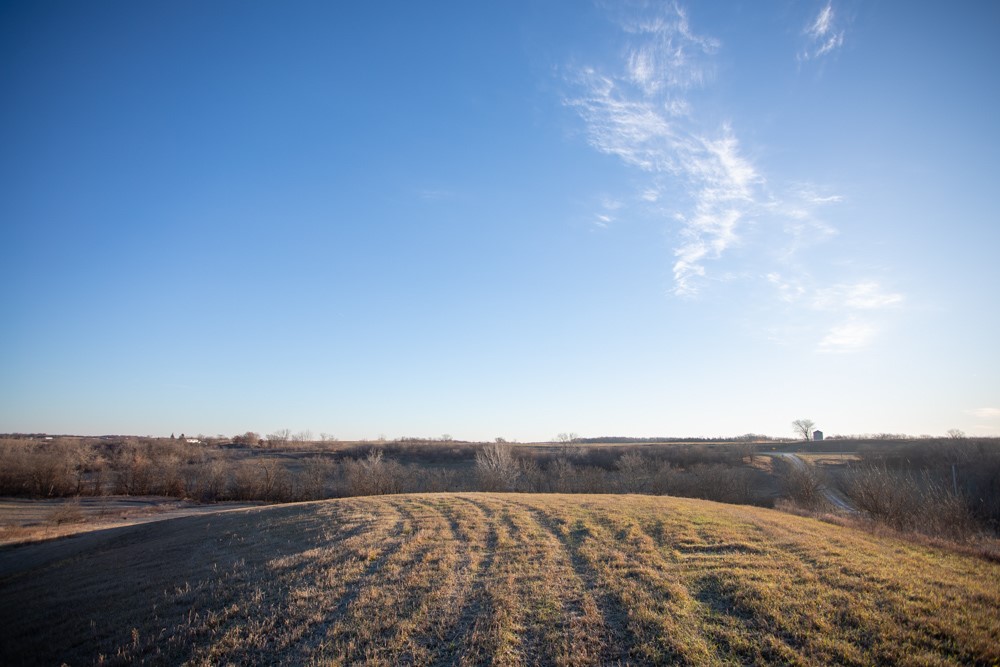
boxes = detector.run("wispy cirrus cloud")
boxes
[592,196,623,228]
[766,272,807,304]
[766,274,903,352]
[814,284,902,353]
[818,320,877,353]
[565,4,760,295]
[800,2,845,61]
[619,5,719,94]
[562,2,901,353]
[812,282,904,310]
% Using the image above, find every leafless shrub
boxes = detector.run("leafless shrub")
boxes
[616,452,652,493]
[411,467,460,493]
[548,457,576,493]
[155,455,185,498]
[692,464,756,504]
[232,431,262,447]
[782,463,829,511]
[573,465,612,493]
[70,447,102,495]
[231,459,291,502]
[964,455,1000,532]
[519,458,614,494]
[230,462,261,500]
[343,450,405,496]
[648,461,682,495]
[198,460,229,501]
[735,440,757,464]
[47,498,85,525]
[254,461,291,501]
[88,457,109,496]
[614,452,704,496]
[297,457,337,500]
[111,445,154,495]
[24,445,76,497]
[179,462,204,499]
[845,464,976,539]
[919,477,979,539]
[518,457,546,493]
[846,465,920,531]
[0,441,24,494]
[267,429,291,449]
[475,442,519,491]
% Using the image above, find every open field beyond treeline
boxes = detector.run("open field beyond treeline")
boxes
[1,493,998,666]
[0,496,260,546]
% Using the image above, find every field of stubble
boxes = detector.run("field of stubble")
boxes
[1,493,998,666]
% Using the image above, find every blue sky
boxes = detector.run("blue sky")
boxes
[2,1,998,440]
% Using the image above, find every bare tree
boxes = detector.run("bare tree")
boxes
[549,457,576,493]
[616,452,651,493]
[792,419,815,441]
[781,460,827,510]
[475,441,518,491]
[256,459,289,501]
[343,449,403,496]
[735,439,757,464]
[200,460,228,501]
[946,428,966,439]
[232,431,261,447]
[299,456,337,499]
[268,429,291,449]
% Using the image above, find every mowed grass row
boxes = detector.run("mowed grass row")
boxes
[1,494,998,666]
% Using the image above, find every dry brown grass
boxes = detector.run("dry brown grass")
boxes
[1,493,998,666]
[795,453,860,466]
[0,497,258,546]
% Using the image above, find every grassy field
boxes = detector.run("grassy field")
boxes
[1,494,998,666]
[0,497,258,546]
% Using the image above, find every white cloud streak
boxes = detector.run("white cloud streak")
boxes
[563,2,900,354]
[812,282,904,310]
[766,272,806,303]
[819,320,877,353]
[814,285,901,353]
[766,275,903,352]
[591,195,623,228]
[809,4,834,38]
[565,5,760,295]
[800,3,845,61]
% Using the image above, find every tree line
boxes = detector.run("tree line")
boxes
[0,436,768,505]
[2,435,998,543]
